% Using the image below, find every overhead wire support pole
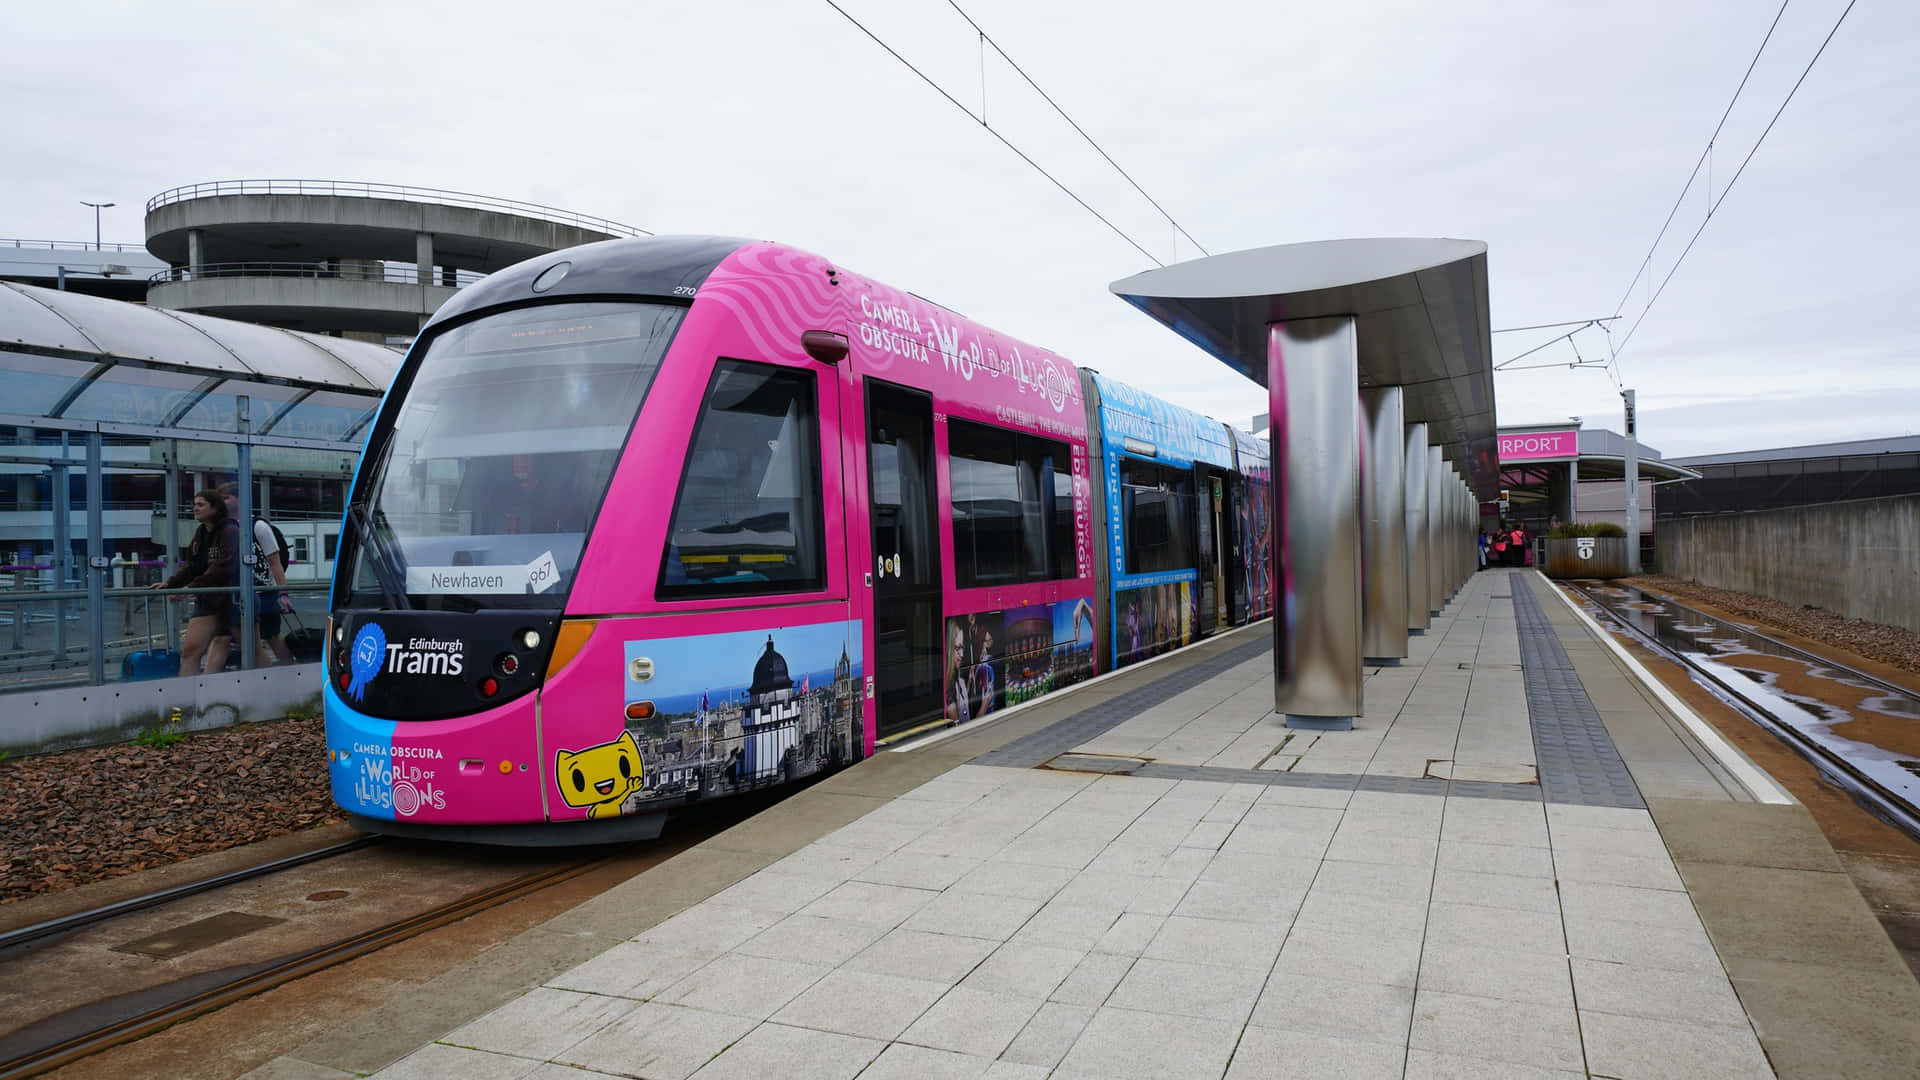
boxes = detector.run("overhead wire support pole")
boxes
[1493,320,1608,369]
[1492,317,1621,334]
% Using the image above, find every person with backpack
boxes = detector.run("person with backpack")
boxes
[219,483,295,665]
[153,489,241,676]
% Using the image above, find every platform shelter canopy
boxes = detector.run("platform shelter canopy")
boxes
[1110,239,1497,499]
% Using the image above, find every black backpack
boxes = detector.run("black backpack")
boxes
[256,519,293,568]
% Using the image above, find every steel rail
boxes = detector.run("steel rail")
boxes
[0,837,379,955]
[1570,585,1920,839]
[0,858,608,1079]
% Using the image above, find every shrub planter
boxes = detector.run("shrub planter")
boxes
[1544,536,1630,579]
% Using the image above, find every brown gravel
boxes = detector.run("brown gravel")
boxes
[1627,574,1920,677]
[0,718,342,904]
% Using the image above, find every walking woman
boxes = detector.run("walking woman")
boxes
[153,489,242,676]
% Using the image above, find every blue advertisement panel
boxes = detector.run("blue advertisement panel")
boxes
[1093,372,1236,470]
[1094,373,1232,667]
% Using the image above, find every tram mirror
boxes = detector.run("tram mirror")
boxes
[802,330,849,365]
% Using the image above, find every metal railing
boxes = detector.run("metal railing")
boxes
[145,179,650,238]
[149,261,488,287]
[2,238,147,254]
[0,582,331,692]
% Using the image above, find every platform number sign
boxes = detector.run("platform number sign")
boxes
[1577,538,1596,560]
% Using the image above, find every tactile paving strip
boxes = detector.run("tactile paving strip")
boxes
[971,636,1274,769]
[1512,581,1646,808]
[1041,756,1542,802]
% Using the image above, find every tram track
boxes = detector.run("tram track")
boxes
[0,837,379,957]
[0,856,608,1080]
[1568,582,1920,840]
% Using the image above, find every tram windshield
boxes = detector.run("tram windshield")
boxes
[344,301,685,610]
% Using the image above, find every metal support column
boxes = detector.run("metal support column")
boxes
[164,440,179,652]
[1269,317,1362,727]
[237,396,257,670]
[1427,447,1445,615]
[1623,389,1641,573]
[1404,423,1430,632]
[1361,388,1407,664]
[86,431,105,684]
[53,437,71,660]
[1567,456,1579,523]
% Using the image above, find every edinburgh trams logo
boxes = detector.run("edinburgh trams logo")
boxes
[347,621,466,701]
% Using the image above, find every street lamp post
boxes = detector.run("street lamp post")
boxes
[80,201,114,251]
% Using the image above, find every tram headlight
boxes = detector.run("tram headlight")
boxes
[520,629,542,650]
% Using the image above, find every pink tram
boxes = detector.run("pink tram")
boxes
[324,237,1271,842]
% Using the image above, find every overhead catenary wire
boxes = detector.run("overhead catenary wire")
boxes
[943,0,1210,258]
[1608,0,1796,331]
[1613,0,1859,359]
[820,0,1178,267]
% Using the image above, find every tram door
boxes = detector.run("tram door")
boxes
[865,382,943,738]
[1225,477,1248,625]
[1182,463,1228,630]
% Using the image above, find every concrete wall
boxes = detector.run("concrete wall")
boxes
[2,664,324,756]
[1656,493,1920,633]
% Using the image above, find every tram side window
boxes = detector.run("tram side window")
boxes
[949,420,1075,588]
[659,361,825,598]
[1122,459,1194,575]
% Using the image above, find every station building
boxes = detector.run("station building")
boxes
[141,180,642,338]
[0,281,397,694]
[1660,434,1920,517]
[1493,422,1699,563]
[0,181,643,743]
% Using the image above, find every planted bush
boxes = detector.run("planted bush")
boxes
[1546,522,1627,539]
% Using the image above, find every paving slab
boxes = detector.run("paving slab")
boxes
[276,574,1920,1080]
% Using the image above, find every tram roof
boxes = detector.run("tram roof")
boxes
[1109,238,1497,499]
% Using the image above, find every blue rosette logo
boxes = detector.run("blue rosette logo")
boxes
[348,622,387,702]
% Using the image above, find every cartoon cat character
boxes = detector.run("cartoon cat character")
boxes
[555,731,644,819]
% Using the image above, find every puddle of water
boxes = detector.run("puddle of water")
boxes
[1580,584,1920,805]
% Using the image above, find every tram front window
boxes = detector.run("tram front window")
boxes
[345,302,685,610]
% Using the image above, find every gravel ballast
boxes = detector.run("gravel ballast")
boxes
[0,718,342,904]
[1627,574,1920,678]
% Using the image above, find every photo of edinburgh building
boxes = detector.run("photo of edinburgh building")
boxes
[618,621,862,809]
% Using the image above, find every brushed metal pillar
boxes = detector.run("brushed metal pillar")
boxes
[1427,447,1445,615]
[1455,475,1468,591]
[1361,388,1407,663]
[1269,317,1362,725]
[1447,473,1461,595]
[1403,423,1430,632]
[1455,478,1468,588]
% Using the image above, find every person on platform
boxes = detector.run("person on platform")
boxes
[154,490,241,676]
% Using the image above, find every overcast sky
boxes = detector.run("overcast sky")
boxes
[5,0,1913,457]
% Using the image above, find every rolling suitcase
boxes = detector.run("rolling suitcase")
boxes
[122,649,182,681]
[121,599,180,680]
[283,609,325,664]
